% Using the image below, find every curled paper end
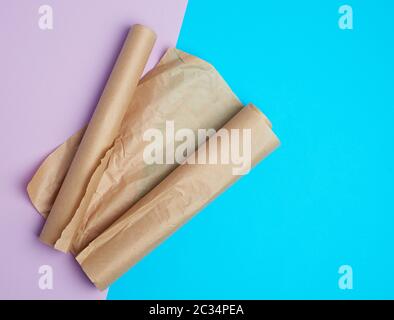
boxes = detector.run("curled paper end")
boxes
[27,128,85,218]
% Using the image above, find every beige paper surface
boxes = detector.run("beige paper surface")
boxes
[27,128,84,217]
[39,25,157,246]
[29,48,243,253]
[76,104,279,290]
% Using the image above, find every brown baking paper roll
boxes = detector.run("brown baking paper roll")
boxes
[76,104,279,290]
[39,25,157,246]
[30,48,242,253]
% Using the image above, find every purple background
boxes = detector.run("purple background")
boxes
[0,0,187,299]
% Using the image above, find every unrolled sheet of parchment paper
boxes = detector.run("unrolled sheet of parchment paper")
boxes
[39,24,157,247]
[28,48,243,254]
[76,104,279,290]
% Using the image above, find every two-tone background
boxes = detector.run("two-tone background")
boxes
[1,0,393,299]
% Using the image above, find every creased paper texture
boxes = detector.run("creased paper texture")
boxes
[76,104,280,290]
[28,47,243,254]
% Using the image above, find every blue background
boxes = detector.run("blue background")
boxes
[108,0,394,299]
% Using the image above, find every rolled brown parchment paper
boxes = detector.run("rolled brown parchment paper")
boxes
[39,25,157,246]
[76,104,279,290]
[30,48,242,253]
